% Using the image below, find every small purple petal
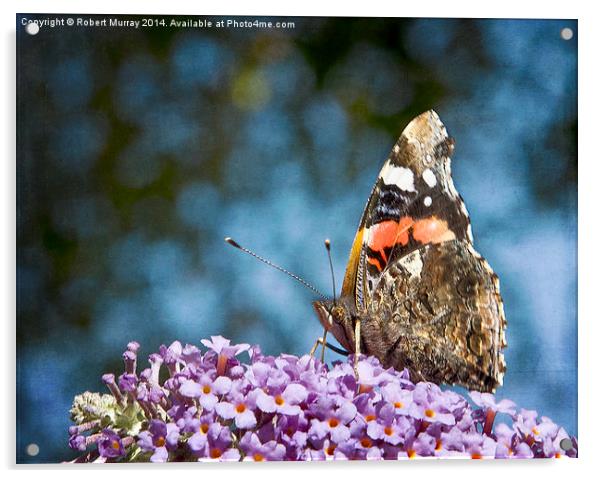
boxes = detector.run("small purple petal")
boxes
[215,402,236,420]
[179,379,202,398]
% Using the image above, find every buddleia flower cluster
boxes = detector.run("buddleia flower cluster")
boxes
[67,336,577,462]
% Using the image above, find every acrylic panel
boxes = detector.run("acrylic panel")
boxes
[16,14,577,463]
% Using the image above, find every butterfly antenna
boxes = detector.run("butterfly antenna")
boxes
[225,237,328,300]
[324,239,337,306]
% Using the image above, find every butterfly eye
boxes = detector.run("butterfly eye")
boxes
[330,306,346,323]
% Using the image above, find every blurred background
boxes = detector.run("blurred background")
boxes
[16,15,577,462]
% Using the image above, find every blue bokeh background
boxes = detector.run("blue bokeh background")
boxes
[16,15,577,463]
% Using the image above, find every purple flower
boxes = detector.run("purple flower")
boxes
[352,436,384,460]
[246,360,288,390]
[247,344,264,362]
[188,422,240,461]
[98,429,125,459]
[201,335,249,357]
[309,396,357,443]
[408,383,455,426]
[68,434,87,452]
[187,416,217,451]
[181,344,202,365]
[179,375,232,410]
[67,337,578,462]
[302,439,340,460]
[494,423,534,458]
[406,432,437,457]
[366,403,406,445]
[118,373,137,393]
[275,414,309,459]
[102,373,124,404]
[470,391,516,435]
[353,393,378,424]
[160,341,183,376]
[137,419,180,462]
[380,382,414,416]
[122,350,137,375]
[201,335,249,376]
[354,358,394,393]
[469,391,516,415]
[215,381,258,429]
[461,431,497,458]
[256,383,307,416]
[514,408,546,447]
[147,353,163,384]
[240,432,286,461]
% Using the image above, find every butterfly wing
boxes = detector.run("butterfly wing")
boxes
[341,110,473,311]
[339,110,506,391]
[362,240,507,392]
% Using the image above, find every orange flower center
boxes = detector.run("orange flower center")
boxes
[425,409,436,418]
[555,452,562,459]
[328,418,340,428]
[435,439,442,451]
[275,395,285,406]
[210,448,222,458]
[365,414,376,422]
[532,427,540,436]
[200,423,209,434]
[393,402,404,409]
[253,453,264,461]
[111,440,120,450]
[202,385,211,394]
[384,426,393,436]
[407,449,416,459]
[326,445,336,456]
[154,436,166,447]
[360,438,372,448]
[471,452,482,459]
[236,403,246,413]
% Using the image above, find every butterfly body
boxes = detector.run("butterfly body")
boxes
[314,110,506,392]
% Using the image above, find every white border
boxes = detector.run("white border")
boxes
[3,1,598,476]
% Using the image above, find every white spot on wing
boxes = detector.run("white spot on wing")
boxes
[400,251,423,279]
[381,162,415,192]
[422,169,437,188]
[424,196,432,207]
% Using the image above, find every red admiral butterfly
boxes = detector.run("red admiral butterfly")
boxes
[313,110,507,392]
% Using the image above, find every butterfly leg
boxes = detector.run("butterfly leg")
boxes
[309,337,321,357]
[320,328,328,362]
[309,336,349,358]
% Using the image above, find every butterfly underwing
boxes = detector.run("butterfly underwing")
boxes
[313,110,507,392]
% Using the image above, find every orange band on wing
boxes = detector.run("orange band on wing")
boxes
[368,216,414,262]
[412,217,456,244]
[366,215,456,272]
